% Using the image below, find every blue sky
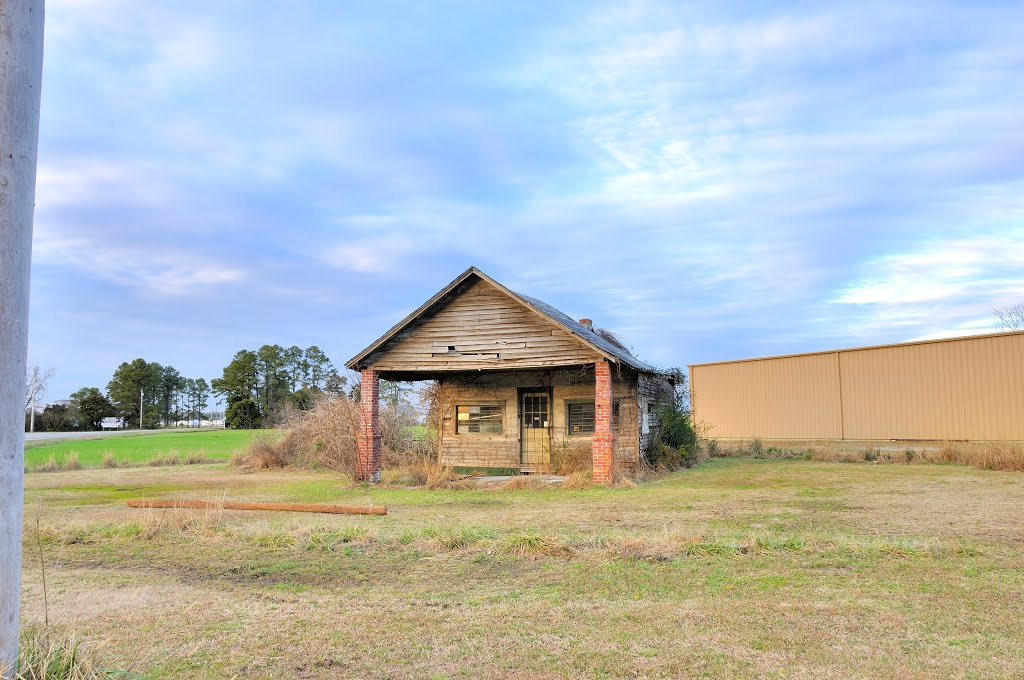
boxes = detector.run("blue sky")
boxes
[30,0,1024,402]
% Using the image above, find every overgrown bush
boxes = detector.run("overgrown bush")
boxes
[646,401,706,470]
[233,393,436,479]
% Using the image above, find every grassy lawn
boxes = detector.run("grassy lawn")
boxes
[20,458,1024,678]
[23,429,275,468]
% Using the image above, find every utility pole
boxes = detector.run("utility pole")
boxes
[139,388,144,430]
[1,1,46,673]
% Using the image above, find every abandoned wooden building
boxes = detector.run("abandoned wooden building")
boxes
[346,267,675,483]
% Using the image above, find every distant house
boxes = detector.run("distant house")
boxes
[346,267,674,483]
[100,416,126,430]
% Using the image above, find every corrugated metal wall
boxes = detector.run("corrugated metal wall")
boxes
[690,331,1024,441]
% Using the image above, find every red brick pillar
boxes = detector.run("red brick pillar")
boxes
[356,368,381,482]
[593,360,614,484]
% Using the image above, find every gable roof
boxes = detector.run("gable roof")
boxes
[345,266,662,374]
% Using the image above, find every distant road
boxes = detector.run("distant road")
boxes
[24,429,216,443]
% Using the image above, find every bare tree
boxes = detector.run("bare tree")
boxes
[24,366,53,433]
[1,1,45,673]
[995,303,1024,331]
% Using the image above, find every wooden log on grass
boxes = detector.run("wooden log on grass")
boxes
[127,499,387,516]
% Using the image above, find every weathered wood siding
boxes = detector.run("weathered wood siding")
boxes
[368,278,601,372]
[637,372,676,456]
[438,381,519,469]
[437,367,642,469]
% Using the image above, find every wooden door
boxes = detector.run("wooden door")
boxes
[520,391,550,469]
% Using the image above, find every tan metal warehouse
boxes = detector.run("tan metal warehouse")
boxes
[689,330,1024,441]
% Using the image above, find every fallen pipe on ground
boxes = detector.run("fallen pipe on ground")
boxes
[127,499,387,516]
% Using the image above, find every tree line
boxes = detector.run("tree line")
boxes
[213,344,346,428]
[28,344,345,431]
[29,359,213,432]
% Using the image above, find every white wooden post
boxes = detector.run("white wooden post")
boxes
[0,0,45,673]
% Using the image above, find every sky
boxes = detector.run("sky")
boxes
[29,0,1024,403]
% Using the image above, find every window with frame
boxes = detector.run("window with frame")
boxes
[456,404,503,434]
[566,400,620,435]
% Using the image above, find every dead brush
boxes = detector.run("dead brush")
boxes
[549,437,592,475]
[184,449,208,465]
[409,458,474,490]
[31,454,60,473]
[233,435,293,470]
[148,451,181,467]
[62,451,82,471]
[497,532,574,558]
[927,441,1024,472]
[500,476,553,491]
[561,471,595,490]
[610,537,676,561]
[11,629,106,680]
[140,500,225,538]
[100,451,117,469]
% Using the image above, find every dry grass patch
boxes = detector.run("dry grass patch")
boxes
[147,451,181,467]
[137,502,226,539]
[497,532,574,558]
[402,458,474,490]
[183,449,208,465]
[549,437,592,475]
[928,441,1024,471]
[499,476,554,491]
[18,458,1024,679]
[9,629,106,680]
[31,454,61,473]
[717,437,1024,472]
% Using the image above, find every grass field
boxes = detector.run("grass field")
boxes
[23,429,275,469]
[19,458,1024,678]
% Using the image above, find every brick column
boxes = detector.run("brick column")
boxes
[593,360,614,484]
[356,368,381,482]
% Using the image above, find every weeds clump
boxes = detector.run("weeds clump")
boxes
[147,451,181,467]
[561,471,595,490]
[497,532,573,558]
[406,458,473,490]
[140,503,224,538]
[304,526,368,551]
[184,449,208,465]
[31,455,60,473]
[100,452,117,469]
[234,436,290,470]
[62,452,82,471]
[928,441,1024,472]
[500,476,553,491]
[247,529,297,551]
[11,629,105,680]
[726,438,1024,472]
[435,526,493,551]
[549,438,592,475]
